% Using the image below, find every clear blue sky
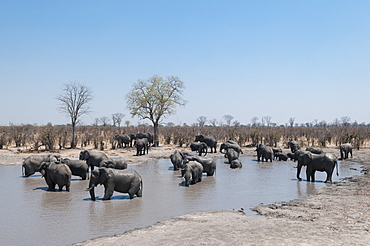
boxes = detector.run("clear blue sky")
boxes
[1,1,370,126]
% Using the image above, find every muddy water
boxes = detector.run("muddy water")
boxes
[0,157,361,246]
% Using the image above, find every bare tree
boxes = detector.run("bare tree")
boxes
[126,75,186,146]
[288,117,295,127]
[125,120,130,127]
[341,116,351,127]
[209,118,218,127]
[112,113,125,127]
[100,116,111,126]
[262,116,272,127]
[197,116,207,127]
[251,116,259,127]
[56,82,92,148]
[223,115,234,126]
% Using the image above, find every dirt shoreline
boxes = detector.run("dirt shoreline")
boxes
[3,146,370,245]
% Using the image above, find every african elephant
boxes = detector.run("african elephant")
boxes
[87,167,143,201]
[182,161,203,187]
[272,147,282,159]
[135,138,148,156]
[306,147,324,154]
[128,134,137,147]
[99,157,128,170]
[297,152,338,183]
[276,153,288,161]
[79,150,109,172]
[195,135,217,153]
[225,148,240,164]
[190,142,208,156]
[136,133,154,146]
[183,155,216,176]
[219,140,243,154]
[230,159,243,169]
[60,158,89,180]
[113,134,131,148]
[22,154,61,177]
[170,150,185,170]
[256,143,273,162]
[340,143,353,160]
[38,162,72,191]
[288,141,300,153]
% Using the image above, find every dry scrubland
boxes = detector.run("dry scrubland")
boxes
[2,125,370,245]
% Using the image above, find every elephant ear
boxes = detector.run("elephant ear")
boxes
[303,153,312,165]
[99,168,111,184]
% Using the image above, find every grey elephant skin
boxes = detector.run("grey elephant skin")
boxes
[60,158,89,180]
[288,141,300,153]
[297,152,338,183]
[305,147,324,154]
[340,143,353,160]
[225,148,240,164]
[190,142,208,156]
[256,144,273,162]
[182,161,203,187]
[135,138,149,156]
[219,140,243,154]
[79,150,109,172]
[99,157,128,170]
[183,155,216,176]
[230,159,243,168]
[39,162,72,191]
[87,168,143,201]
[195,135,217,153]
[113,134,131,148]
[22,154,61,177]
[170,150,185,170]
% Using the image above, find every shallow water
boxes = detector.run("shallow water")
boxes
[0,157,361,245]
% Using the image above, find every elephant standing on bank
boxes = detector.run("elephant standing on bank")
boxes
[87,167,143,201]
[22,154,61,177]
[113,134,131,148]
[256,143,273,162]
[182,161,203,187]
[38,162,72,191]
[99,157,127,170]
[79,150,109,172]
[135,138,149,156]
[297,152,338,183]
[340,143,353,160]
[195,135,217,153]
[183,155,216,176]
[190,142,208,156]
[60,158,89,180]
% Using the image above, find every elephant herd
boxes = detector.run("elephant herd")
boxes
[22,150,142,201]
[21,135,354,200]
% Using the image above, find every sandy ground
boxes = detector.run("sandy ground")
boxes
[3,145,370,245]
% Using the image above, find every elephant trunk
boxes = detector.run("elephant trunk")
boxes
[88,179,97,201]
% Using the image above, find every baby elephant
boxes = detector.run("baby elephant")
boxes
[182,161,203,187]
[39,162,72,192]
[230,159,243,168]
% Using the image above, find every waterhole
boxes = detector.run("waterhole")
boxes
[0,157,361,245]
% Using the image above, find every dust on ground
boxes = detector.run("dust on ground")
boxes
[3,145,370,245]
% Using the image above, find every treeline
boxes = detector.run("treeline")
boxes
[0,123,369,151]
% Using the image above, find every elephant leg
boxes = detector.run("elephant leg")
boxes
[306,167,311,182]
[103,187,114,200]
[311,170,316,182]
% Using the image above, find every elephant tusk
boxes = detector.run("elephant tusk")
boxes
[85,186,95,191]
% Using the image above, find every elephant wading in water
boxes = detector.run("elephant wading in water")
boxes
[87,167,143,201]
[340,143,353,160]
[219,140,243,154]
[39,162,72,191]
[297,152,338,183]
[195,135,217,153]
[225,148,240,164]
[60,158,89,180]
[183,155,216,176]
[170,150,185,171]
[99,157,128,170]
[22,154,61,177]
[182,161,203,187]
[256,143,273,162]
[79,150,109,172]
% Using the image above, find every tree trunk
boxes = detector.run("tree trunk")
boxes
[153,122,159,147]
[71,123,76,149]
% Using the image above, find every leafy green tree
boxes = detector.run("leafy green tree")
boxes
[126,75,186,146]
